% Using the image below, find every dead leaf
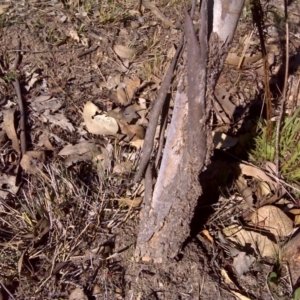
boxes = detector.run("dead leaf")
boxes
[235,173,254,207]
[106,74,121,90]
[18,251,25,275]
[124,76,141,99]
[37,133,54,150]
[92,285,101,296]
[290,209,300,215]
[221,268,235,285]
[225,52,262,68]
[201,229,214,244]
[31,95,62,112]
[295,215,300,226]
[3,108,20,154]
[231,291,251,300]
[129,139,144,149]
[251,205,293,237]
[0,174,19,198]
[69,287,88,300]
[67,28,80,42]
[83,101,119,135]
[223,225,280,258]
[0,4,10,15]
[114,44,136,59]
[237,163,276,186]
[120,124,145,141]
[113,160,132,174]
[111,86,128,105]
[142,0,174,28]
[42,110,75,132]
[113,197,142,207]
[20,151,46,175]
[58,142,100,156]
[233,252,255,277]
[34,217,50,242]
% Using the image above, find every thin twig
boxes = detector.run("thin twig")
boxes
[0,280,16,300]
[155,96,170,168]
[77,45,99,58]
[134,36,184,182]
[12,39,27,156]
[275,0,289,178]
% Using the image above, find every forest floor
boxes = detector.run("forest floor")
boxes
[0,0,300,299]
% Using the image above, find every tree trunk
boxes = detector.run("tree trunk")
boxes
[135,0,245,263]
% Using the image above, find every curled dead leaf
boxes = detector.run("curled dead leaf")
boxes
[113,160,133,174]
[223,225,279,258]
[69,287,88,300]
[0,174,19,198]
[83,101,119,135]
[113,197,142,208]
[114,44,136,59]
[20,151,46,175]
[3,108,20,154]
[251,205,293,237]
[142,0,174,28]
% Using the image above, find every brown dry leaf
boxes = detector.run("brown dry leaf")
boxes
[83,101,119,135]
[106,74,121,90]
[238,163,276,186]
[251,205,293,237]
[0,4,10,15]
[221,268,235,285]
[67,28,80,42]
[111,86,128,105]
[0,174,19,198]
[31,95,62,112]
[235,173,254,207]
[20,151,46,175]
[129,139,144,149]
[113,160,132,174]
[289,209,300,215]
[213,132,238,149]
[3,108,20,154]
[18,251,25,275]
[223,225,280,258]
[257,180,272,197]
[69,287,88,300]
[201,229,214,244]
[37,133,54,150]
[58,141,100,156]
[294,215,300,226]
[142,0,174,28]
[92,285,101,296]
[124,76,141,99]
[225,53,262,68]
[114,44,136,59]
[34,217,50,242]
[42,110,75,132]
[114,197,142,208]
[120,124,145,141]
[231,291,251,300]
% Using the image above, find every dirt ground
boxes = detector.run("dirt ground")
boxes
[0,0,300,299]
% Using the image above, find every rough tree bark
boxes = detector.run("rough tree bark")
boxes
[135,0,245,263]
